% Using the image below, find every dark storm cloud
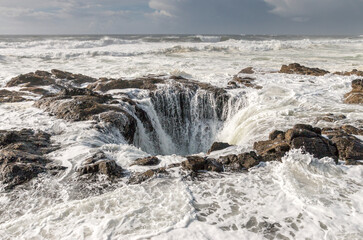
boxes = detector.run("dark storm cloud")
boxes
[0,0,362,34]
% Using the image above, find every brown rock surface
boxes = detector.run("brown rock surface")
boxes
[77,152,123,178]
[131,156,160,166]
[207,142,232,154]
[254,124,338,163]
[279,63,329,76]
[0,89,27,103]
[128,167,167,184]
[344,79,363,104]
[239,67,254,74]
[334,69,363,77]
[181,156,223,172]
[0,129,65,190]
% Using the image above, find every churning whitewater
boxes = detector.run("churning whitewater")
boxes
[0,35,362,240]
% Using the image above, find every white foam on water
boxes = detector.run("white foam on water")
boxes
[0,35,363,239]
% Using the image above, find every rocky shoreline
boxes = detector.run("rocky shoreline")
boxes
[0,63,362,190]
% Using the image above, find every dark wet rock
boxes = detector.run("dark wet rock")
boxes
[51,69,97,85]
[207,142,232,154]
[35,88,120,121]
[131,156,160,166]
[0,129,55,155]
[239,67,254,74]
[269,130,285,140]
[6,71,55,87]
[20,87,50,96]
[254,124,338,163]
[87,77,165,92]
[231,76,262,89]
[0,89,27,103]
[128,167,167,184]
[77,152,123,178]
[181,156,223,172]
[93,111,137,143]
[334,69,363,77]
[279,63,329,76]
[345,159,363,165]
[344,79,363,104]
[0,129,64,190]
[322,130,363,163]
[322,125,363,136]
[317,113,346,123]
[167,163,181,169]
[218,151,262,171]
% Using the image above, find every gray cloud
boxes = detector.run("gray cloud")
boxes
[0,0,362,34]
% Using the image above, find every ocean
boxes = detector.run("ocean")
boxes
[0,35,362,239]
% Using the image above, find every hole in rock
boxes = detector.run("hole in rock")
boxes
[130,85,242,156]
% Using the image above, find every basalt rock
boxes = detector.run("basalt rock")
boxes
[130,156,160,166]
[207,142,232,154]
[344,79,363,104]
[320,128,363,164]
[218,151,262,171]
[87,77,165,92]
[128,167,167,184]
[6,71,55,87]
[0,89,27,103]
[254,124,338,163]
[334,69,363,77]
[51,69,97,85]
[93,111,137,143]
[317,113,347,123]
[0,129,65,190]
[230,76,262,89]
[322,125,363,136]
[181,156,223,172]
[279,63,329,76]
[34,88,120,121]
[239,67,254,74]
[20,87,50,96]
[77,152,123,178]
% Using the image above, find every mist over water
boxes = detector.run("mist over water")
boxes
[0,35,362,239]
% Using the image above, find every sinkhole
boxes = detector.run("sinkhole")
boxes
[130,85,242,156]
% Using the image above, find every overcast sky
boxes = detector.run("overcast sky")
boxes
[0,0,362,35]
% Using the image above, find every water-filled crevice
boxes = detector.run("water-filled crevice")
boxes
[130,83,243,155]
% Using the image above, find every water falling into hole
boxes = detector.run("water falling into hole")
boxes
[130,84,244,155]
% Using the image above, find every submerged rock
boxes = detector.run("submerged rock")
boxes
[218,151,262,171]
[239,67,254,74]
[181,156,223,172]
[0,129,65,190]
[0,89,27,103]
[317,113,347,123]
[77,152,123,178]
[128,167,167,184]
[254,124,338,163]
[130,156,160,166]
[230,76,262,89]
[207,142,232,154]
[344,79,363,104]
[279,63,329,76]
[334,69,363,77]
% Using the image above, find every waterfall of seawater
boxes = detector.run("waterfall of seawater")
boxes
[131,85,245,155]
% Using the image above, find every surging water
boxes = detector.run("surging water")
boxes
[131,83,245,155]
[0,35,362,240]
